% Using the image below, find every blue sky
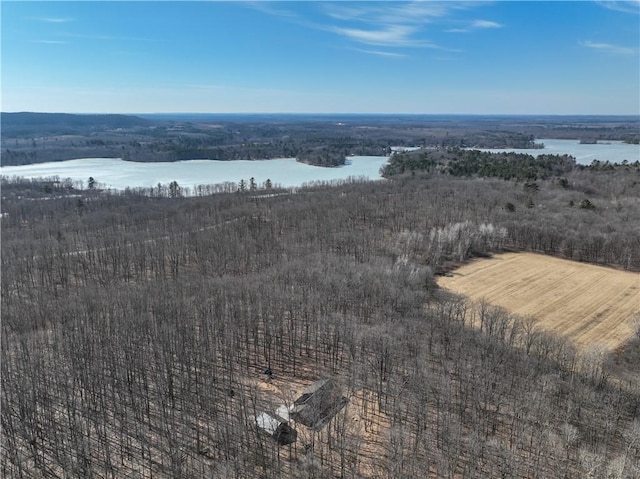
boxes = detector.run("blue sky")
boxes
[2,1,639,114]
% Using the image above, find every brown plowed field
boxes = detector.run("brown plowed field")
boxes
[439,253,640,350]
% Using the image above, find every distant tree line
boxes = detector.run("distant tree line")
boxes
[2,113,579,167]
[0,112,151,137]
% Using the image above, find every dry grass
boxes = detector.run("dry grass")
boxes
[438,253,640,350]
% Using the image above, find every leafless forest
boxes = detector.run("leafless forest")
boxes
[2,166,639,477]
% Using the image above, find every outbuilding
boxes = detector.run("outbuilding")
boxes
[255,412,298,446]
[290,379,348,430]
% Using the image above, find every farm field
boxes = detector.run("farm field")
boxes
[439,252,640,350]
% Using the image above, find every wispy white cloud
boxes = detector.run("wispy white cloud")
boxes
[57,32,156,42]
[320,2,477,51]
[447,18,503,33]
[352,48,407,58]
[332,25,423,48]
[333,25,462,51]
[472,19,502,29]
[31,40,68,45]
[323,2,452,25]
[244,1,298,19]
[580,40,637,55]
[253,1,493,55]
[30,17,73,23]
[595,1,640,14]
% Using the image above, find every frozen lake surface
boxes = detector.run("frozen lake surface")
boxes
[2,139,638,191]
[474,138,639,165]
[0,156,391,191]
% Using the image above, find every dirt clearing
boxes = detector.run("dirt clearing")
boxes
[438,253,639,350]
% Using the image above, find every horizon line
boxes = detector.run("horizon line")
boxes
[4,111,640,118]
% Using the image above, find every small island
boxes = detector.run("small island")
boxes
[296,147,347,167]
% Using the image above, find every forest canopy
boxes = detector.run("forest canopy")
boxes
[2,114,639,478]
[382,148,579,181]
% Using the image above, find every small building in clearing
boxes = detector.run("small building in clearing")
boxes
[255,412,297,446]
[289,379,348,430]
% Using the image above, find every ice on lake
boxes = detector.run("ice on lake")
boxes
[3,139,638,191]
[472,138,639,165]
[1,156,391,191]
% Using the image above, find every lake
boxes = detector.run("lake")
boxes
[474,138,639,165]
[2,139,638,191]
[0,156,391,191]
